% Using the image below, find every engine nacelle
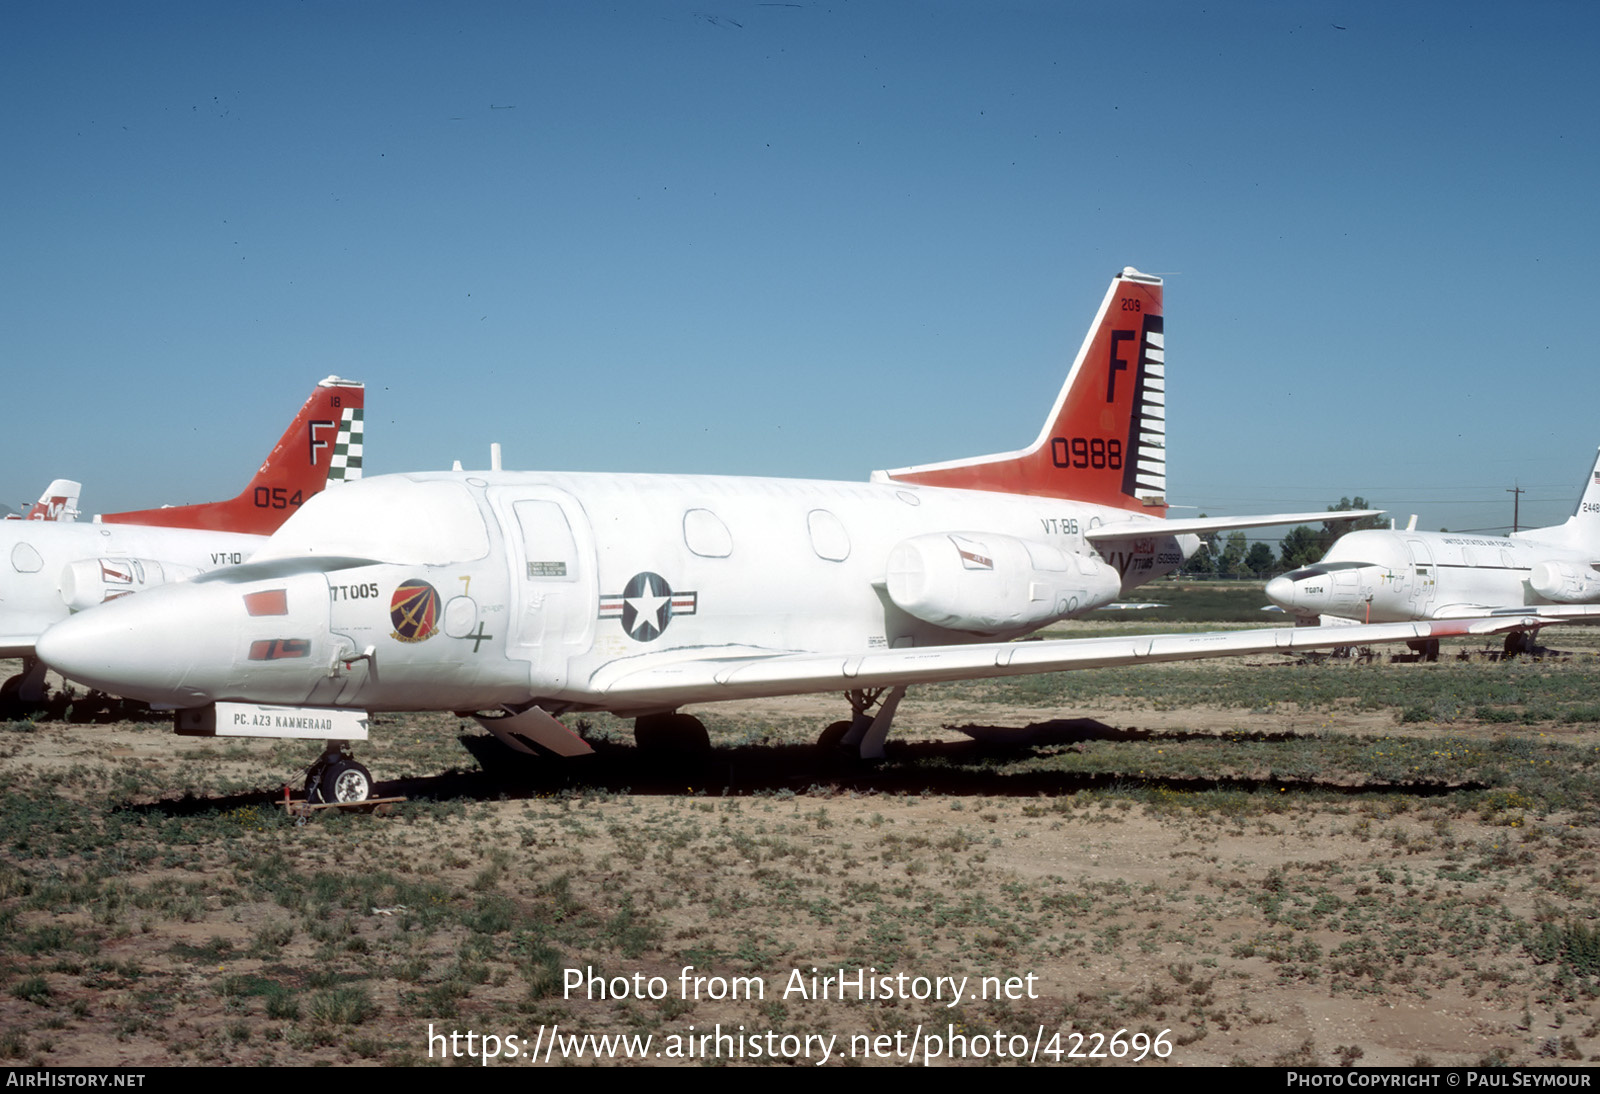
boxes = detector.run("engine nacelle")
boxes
[60,557,202,613]
[885,532,1121,635]
[1529,560,1600,604]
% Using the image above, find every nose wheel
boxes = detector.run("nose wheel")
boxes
[303,743,373,804]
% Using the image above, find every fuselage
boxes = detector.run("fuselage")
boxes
[36,470,1190,714]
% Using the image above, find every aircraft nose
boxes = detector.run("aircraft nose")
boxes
[37,584,230,706]
[1264,574,1298,611]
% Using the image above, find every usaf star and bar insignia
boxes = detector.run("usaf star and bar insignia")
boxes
[599,571,697,642]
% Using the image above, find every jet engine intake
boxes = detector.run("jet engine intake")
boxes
[59,557,201,612]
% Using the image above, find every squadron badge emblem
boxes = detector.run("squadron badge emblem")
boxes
[390,579,441,643]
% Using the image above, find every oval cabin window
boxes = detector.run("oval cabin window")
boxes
[683,508,733,558]
[808,509,850,562]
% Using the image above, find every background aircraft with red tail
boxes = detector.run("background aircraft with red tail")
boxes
[1,377,363,704]
[37,272,1511,802]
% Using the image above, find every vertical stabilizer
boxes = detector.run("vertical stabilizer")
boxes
[12,480,82,522]
[874,268,1166,513]
[1514,447,1600,553]
[100,377,364,535]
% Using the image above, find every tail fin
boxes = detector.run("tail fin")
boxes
[14,480,82,522]
[100,376,364,535]
[875,267,1166,513]
[1573,448,1600,534]
[1521,446,1600,552]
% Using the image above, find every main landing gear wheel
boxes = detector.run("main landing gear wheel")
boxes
[820,685,906,760]
[816,720,853,752]
[633,712,710,754]
[1504,631,1536,658]
[0,657,49,714]
[1406,639,1441,662]
[303,745,374,805]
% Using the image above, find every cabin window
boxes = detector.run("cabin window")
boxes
[10,543,42,574]
[683,508,733,558]
[808,509,850,562]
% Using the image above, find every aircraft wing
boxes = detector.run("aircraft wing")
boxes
[585,617,1524,709]
[0,613,71,659]
[1086,510,1382,542]
[0,637,42,660]
[1433,604,1600,623]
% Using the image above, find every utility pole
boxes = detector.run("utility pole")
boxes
[1507,482,1524,533]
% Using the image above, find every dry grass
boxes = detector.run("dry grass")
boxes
[2,628,1599,1067]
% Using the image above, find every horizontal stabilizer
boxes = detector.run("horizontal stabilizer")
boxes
[1088,510,1381,542]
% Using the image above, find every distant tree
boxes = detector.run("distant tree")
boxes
[1180,544,1214,576]
[1274,497,1387,572]
[1323,496,1386,539]
[1278,524,1325,570]
[1244,541,1277,576]
[1217,531,1248,578]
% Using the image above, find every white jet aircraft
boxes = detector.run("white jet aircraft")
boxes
[37,270,1510,803]
[0,377,363,705]
[1266,449,1600,658]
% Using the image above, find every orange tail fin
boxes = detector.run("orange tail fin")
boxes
[101,376,364,535]
[877,267,1166,513]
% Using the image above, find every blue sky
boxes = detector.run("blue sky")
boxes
[4,1,1596,537]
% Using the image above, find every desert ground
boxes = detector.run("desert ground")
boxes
[3,596,1600,1068]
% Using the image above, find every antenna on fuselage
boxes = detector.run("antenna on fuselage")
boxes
[450,443,503,472]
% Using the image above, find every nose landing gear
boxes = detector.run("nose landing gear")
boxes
[303,742,373,804]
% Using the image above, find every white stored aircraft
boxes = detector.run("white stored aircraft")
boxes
[1266,449,1600,657]
[37,269,1510,802]
[0,377,363,705]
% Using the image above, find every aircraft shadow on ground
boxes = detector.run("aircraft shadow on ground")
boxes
[119,724,1481,817]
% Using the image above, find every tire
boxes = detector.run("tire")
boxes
[320,759,373,804]
[817,720,853,752]
[634,713,710,754]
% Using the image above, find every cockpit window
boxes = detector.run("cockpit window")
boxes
[254,478,490,565]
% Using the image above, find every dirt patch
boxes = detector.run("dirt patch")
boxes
[1,654,1598,1067]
